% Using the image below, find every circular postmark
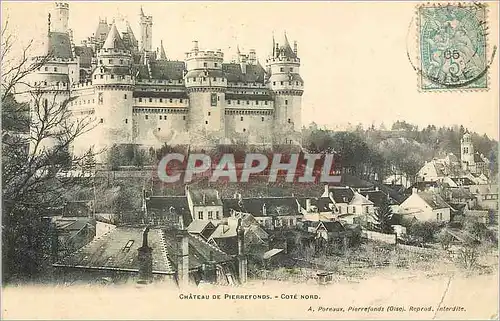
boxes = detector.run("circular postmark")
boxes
[408,2,496,91]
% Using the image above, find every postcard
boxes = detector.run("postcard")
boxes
[1,1,498,320]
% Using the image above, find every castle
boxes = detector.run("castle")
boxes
[28,3,304,160]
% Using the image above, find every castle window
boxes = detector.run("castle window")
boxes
[208,112,211,116]
[159,115,162,120]
[205,121,208,125]
[164,115,167,119]
[265,101,268,105]
[243,128,246,132]
[215,211,220,219]
[139,98,142,102]
[109,59,113,64]
[280,81,284,85]
[54,67,58,72]
[169,99,173,103]
[100,75,103,79]
[273,81,276,85]
[246,100,250,105]
[203,77,206,81]
[160,98,163,102]
[99,60,103,64]
[124,94,127,99]
[125,119,128,124]
[98,93,103,104]
[183,116,186,120]
[237,100,240,105]
[44,81,47,86]
[193,77,196,82]
[149,98,152,102]
[261,116,264,122]
[227,100,230,104]
[240,117,243,121]
[290,67,294,72]
[213,77,216,81]
[180,99,184,103]
[288,118,291,123]
[111,75,115,79]
[145,115,149,120]
[100,118,103,123]
[285,99,288,105]
[280,67,284,72]
[120,59,123,64]
[204,62,207,67]
[158,128,161,131]
[214,63,218,67]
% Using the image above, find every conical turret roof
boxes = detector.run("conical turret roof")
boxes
[277,32,297,58]
[159,40,167,60]
[102,24,125,50]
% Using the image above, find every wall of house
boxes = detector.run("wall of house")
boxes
[192,205,223,221]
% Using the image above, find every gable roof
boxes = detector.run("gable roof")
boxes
[450,177,476,186]
[189,189,222,206]
[238,197,300,217]
[146,196,191,226]
[417,191,451,210]
[316,221,345,233]
[349,192,373,206]
[187,220,215,234]
[327,187,355,204]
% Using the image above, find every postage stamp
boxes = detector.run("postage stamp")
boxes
[418,3,489,91]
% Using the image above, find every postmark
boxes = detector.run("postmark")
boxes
[418,2,489,91]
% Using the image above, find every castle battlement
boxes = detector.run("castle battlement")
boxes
[30,3,305,160]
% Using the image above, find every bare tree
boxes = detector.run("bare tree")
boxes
[2,18,97,281]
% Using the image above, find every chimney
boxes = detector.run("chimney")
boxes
[202,251,217,284]
[216,190,220,199]
[293,41,298,55]
[306,199,311,212]
[262,203,267,216]
[202,193,206,205]
[192,40,199,52]
[137,226,153,284]
[324,184,329,196]
[237,218,247,284]
[375,186,379,191]
[176,219,189,288]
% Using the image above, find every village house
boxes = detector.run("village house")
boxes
[399,190,452,223]
[321,185,375,224]
[52,224,243,286]
[186,187,224,223]
[468,184,499,211]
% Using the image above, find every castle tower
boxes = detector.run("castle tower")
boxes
[139,7,153,52]
[51,2,69,33]
[28,12,76,155]
[184,41,227,146]
[266,32,304,145]
[92,24,134,154]
[461,131,475,171]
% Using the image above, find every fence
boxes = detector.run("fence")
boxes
[362,230,397,244]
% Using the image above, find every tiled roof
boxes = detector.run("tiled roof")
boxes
[46,32,73,58]
[189,189,222,206]
[417,191,451,210]
[222,63,266,83]
[239,197,301,217]
[222,198,242,217]
[328,187,355,204]
[361,190,390,207]
[146,196,192,226]
[317,221,345,233]
[297,197,333,212]
[450,177,476,186]
[54,226,174,274]
[187,220,215,234]
[150,61,185,80]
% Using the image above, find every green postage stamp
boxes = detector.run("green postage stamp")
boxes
[418,2,489,91]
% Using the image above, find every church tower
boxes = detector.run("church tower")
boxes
[266,33,304,145]
[139,7,153,53]
[92,24,134,154]
[461,131,475,171]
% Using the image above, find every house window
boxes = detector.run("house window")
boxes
[98,93,103,105]
[237,100,240,105]
[365,206,369,214]
[198,211,203,220]
[44,67,48,71]
[215,211,220,219]
[208,211,213,219]
[203,77,206,81]
[54,67,58,72]
[100,75,104,79]
[163,115,167,120]
[352,206,356,214]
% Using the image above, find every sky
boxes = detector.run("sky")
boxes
[2,1,499,139]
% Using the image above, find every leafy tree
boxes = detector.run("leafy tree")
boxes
[406,221,439,245]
